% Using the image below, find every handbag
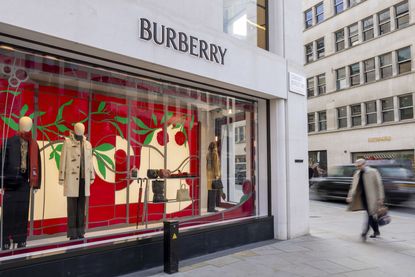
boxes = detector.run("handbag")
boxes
[131,166,138,178]
[176,184,191,201]
[158,169,171,178]
[377,205,391,226]
[147,169,158,179]
[152,180,167,202]
[212,179,223,189]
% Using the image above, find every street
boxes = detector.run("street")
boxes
[131,199,415,277]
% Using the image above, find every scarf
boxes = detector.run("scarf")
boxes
[18,131,40,188]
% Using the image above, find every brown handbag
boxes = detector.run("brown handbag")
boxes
[158,169,171,178]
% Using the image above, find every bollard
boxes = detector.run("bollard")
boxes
[164,220,179,274]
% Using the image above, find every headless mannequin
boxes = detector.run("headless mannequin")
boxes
[1,117,40,250]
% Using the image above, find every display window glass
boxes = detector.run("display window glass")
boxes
[0,46,259,255]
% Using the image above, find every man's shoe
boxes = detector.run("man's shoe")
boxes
[361,233,367,242]
[2,242,10,250]
[16,242,26,248]
[370,231,380,238]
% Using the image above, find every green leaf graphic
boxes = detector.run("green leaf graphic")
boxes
[1,116,18,131]
[55,144,63,152]
[100,154,114,169]
[19,104,28,117]
[109,121,125,139]
[57,124,70,133]
[28,111,46,119]
[56,99,74,122]
[160,112,173,124]
[54,153,61,169]
[143,130,155,145]
[114,116,128,124]
[172,124,181,130]
[132,129,151,135]
[96,155,106,179]
[95,143,114,152]
[133,117,149,129]
[190,115,195,130]
[97,101,106,112]
[0,89,21,96]
[49,151,55,160]
[151,114,157,126]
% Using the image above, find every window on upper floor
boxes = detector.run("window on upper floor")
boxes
[317,74,326,95]
[362,16,374,41]
[308,113,316,132]
[379,53,393,79]
[348,23,359,47]
[336,67,347,90]
[364,58,376,83]
[348,0,362,7]
[316,38,325,59]
[335,29,345,52]
[349,63,360,86]
[381,97,394,122]
[378,9,391,35]
[337,106,347,128]
[305,9,313,29]
[318,111,327,131]
[223,0,268,50]
[365,101,377,124]
[395,1,409,29]
[315,2,324,24]
[399,94,413,120]
[307,77,315,97]
[351,104,362,127]
[397,46,411,74]
[305,43,314,63]
[334,0,344,14]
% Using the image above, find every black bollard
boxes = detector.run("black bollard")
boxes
[164,220,179,274]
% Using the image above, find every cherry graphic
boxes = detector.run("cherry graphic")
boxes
[157,130,169,146]
[175,131,186,146]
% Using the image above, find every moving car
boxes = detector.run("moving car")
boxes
[312,161,415,205]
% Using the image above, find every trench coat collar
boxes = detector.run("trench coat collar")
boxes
[69,131,87,143]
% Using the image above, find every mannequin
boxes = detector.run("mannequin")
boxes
[59,122,95,240]
[0,116,41,250]
[206,141,222,212]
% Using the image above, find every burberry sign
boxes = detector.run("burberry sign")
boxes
[138,18,228,65]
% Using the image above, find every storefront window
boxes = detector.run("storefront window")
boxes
[223,0,268,50]
[0,46,258,254]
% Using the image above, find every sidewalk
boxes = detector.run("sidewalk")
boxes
[131,200,415,277]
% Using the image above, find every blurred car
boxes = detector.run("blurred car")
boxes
[311,161,415,205]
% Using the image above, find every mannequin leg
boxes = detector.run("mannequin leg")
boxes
[2,190,15,249]
[76,195,86,238]
[11,182,30,247]
[67,197,78,239]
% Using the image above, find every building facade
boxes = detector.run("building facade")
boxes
[304,0,415,172]
[0,0,307,275]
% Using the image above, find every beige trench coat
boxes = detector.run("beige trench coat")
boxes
[58,133,95,197]
[347,166,385,215]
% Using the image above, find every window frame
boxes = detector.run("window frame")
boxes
[362,16,374,41]
[378,9,391,36]
[317,74,326,95]
[305,9,313,29]
[315,2,324,24]
[348,23,359,47]
[399,94,413,120]
[349,62,360,87]
[365,101,377,125]
[395,1,409,29]
[336,67,347,90]
[381,97,395,122]
[379,52,393,79]
[363,58,376,83]
[351,104,362,127]
[397,46,412,74]
[307,77,315,97]
[305,43,314,63]
[308,113,316,132]
[316,37,325,59]
[337,106,348,129]
[335,29,345,52]
[334,0,344,15]
[318,111,327,131]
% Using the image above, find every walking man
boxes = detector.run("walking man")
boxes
[346,159,385,241]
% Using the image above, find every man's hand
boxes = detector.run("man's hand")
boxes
[346,197,352,203]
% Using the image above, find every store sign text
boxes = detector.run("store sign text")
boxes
[139,18,228,65]
[368,136,392,143]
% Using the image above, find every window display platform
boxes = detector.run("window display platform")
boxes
[0,216,274,276]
